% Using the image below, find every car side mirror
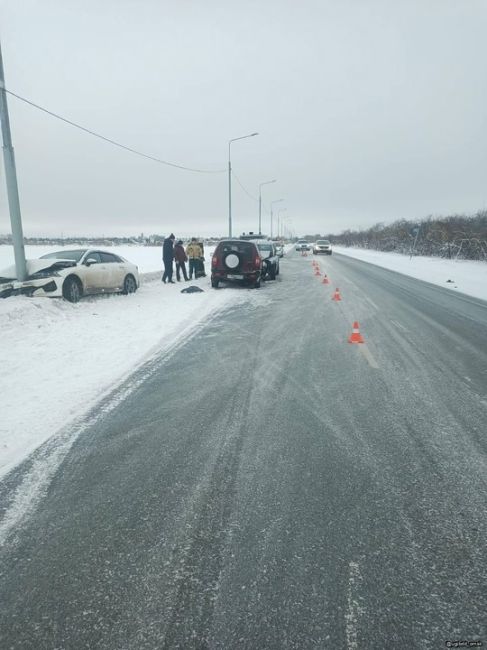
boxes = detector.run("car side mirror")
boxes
[85,258,98,266]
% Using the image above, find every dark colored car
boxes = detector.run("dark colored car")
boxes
[211,240,263,288]
[252,240,279,280]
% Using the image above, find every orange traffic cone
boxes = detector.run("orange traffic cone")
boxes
[332,288,342,301]
[348,321,365,344]
[314,269,321,276]
[322,274,330,284]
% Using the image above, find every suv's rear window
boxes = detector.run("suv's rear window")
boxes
[218,242,256,256]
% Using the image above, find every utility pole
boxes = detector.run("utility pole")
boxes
[277,208,286,239]
[0,39,27,280]
[228,132,258,238]
[228,155,232,238]
[270,198,284,239]
[258,179,276,235]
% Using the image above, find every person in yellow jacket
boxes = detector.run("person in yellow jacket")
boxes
[186,237,203,280]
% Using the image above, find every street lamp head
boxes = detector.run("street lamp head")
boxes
[260,179,277,190]
[229,132,259,145]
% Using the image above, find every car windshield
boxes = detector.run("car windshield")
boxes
[316,240,330,245]
[40,249,86,262]
[298,240,308,244]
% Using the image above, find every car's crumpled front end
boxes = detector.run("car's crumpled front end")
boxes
[0,260,76,299]
[0,280,14,299]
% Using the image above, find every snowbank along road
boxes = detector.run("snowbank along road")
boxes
[0,249,486,649]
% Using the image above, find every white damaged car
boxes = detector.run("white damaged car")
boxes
[0,248,139,302]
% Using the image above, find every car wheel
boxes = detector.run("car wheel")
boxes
[211,278,219,288]
[269,266,276,280]
[62,276,82,303]
[123,274,137,294]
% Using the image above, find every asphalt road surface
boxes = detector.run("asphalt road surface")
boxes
[1,251,486,649]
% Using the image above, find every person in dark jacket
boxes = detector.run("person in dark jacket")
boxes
[195,239,206,278]
[174,240,189,281]
[162,233,175,283]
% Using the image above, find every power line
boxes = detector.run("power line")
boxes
[232,170,271,213]
[4,88,226,174]
[232,169,259,202]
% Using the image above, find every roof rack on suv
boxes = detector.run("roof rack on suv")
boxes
[239,232,267,240]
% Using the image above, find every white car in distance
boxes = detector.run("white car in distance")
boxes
[0,248,139,302]
[313,240,332,255]
[295,240,311,251]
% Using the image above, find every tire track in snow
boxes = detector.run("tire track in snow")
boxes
[345,559,365,650]
[0,306,242,549]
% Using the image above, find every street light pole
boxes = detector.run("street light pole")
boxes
[270,198,284,239]
[228,132,258,237]
[281,216,292,238]
[258,179,276,235]
[0,39,27,281]
[277,208,287,239]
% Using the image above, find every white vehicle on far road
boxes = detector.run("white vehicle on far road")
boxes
[313,240,332,255]
[0,248,139,303]
[295,240,311,251]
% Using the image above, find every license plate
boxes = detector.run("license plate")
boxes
[227,274,244,280]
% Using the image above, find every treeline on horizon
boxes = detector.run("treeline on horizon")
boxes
[316,211,487,261]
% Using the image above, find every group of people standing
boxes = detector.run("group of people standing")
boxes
[162,234,206,284]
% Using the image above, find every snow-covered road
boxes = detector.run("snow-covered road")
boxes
[334,246,487,301]
[1,243,486,479]
[1,250,485,648]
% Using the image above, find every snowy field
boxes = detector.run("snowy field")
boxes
[334,246,487,302]
[1,242,486,479]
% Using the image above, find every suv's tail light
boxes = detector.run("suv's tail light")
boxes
[212,255,219,267]
[255,255,262,268]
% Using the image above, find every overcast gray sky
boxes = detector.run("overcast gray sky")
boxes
[1,0,486,238]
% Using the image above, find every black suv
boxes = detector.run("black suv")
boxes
[251,240,279,280]
[211,240,263,288]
